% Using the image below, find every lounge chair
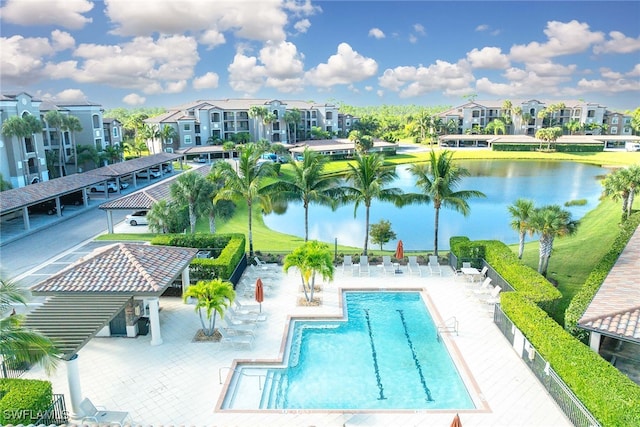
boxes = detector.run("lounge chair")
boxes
[342,255,355,274]
[254,256,270,270]
[428,256,442,276]
[358,256,370,276]
[222,320,256,336]
[472,277,493,295]
[79,398,130,426]
[481,286,502,305]
[227,307,267,322]
[219,328,254,349]
[381,255,394,275]
[407,256,422,276]
[234,300,262,314]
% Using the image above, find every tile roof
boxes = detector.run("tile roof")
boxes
[99,164,211,210]
[30,243,199,295]
[579,225,640,343]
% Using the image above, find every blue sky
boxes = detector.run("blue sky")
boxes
[1,0,639,110]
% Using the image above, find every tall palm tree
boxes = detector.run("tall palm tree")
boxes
[535,126,563,150]
[44,110,66,177]
[348,130,373,154]
[248,106,269,141]
[508,198,535,259]
[170,171,209,233]
[102,144,124,164]
[528,205,578,276]
[147,200,173,233]
[602,165,640,219]
[2,115,43,181]
[502,99,513,131]
[160,125,177,151]
[264,148,342,241]
[283,241,335,303]
[485,118,506,135]
[408,150,486,257]
[217,143,276,256]
[222,141,236,159]
[565,119,582,135]
[63,115,83,172]
[200,163,231,233]
[283,109,301,144]
[1,278,59,374]
[183,279,235,337]
[341,153,403,255]
[141,124,160,154]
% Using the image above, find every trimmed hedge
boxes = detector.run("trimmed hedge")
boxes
[502,293,640,427]
[565,212,640,341]
[449,236,485,269]
[492,143,604,152]
[0,379,52,425]
[151,233,246,280]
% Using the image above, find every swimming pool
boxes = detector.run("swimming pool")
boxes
[223,291,474,410]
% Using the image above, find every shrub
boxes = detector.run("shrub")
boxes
[0,379,52,425]
[564,199,587,207]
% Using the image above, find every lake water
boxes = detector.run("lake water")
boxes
[263,160,606,251]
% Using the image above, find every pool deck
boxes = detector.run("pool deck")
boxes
[23,263,572,427]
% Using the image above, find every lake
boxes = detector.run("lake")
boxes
[263,160,607,251]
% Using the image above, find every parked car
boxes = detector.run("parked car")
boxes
[195,155,208,163]
[135,170,161,179]
[625,142,640,152]
[28,200,64,215]
[109,179,129,190]
[61,191,89,206]
[151,164,173,174]
[125,210,149,226]
[89,181,118,193]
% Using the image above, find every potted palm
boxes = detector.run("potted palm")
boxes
[283,241,334,306]
[183,279,235,340]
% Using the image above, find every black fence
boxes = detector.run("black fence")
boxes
[35,394,68,425]
[0,358,30,379]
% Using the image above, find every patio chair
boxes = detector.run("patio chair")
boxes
[79,398,130,426]
[428,256,442,276]
[358,256,370,276]
[472,277,493,295]
[234,299,261,314]
[221,320,256,336]
[381,255,394,275]
[227,307,267,323]
[254,256,270,270]
[219,328,255,349]
[455,262,472,279]
[480,286,502,305]
[407,256,423,276]
[342,255,355,274]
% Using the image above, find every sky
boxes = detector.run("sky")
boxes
[1,0,639,111]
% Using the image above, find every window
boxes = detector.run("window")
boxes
[472,110,480,118]
[587,110,595,118]
[272,122,280,131]
[611,126,618,134]
[212,112,220,122]
[195,124,200,133]
[326,112,333,120]
[184,123,191,131]
[611,117,619,124]
[92,114,100,129]
[184,135,192,144]
[113,127,119,137]
[273,110,279,118]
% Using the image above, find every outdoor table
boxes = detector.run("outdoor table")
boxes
[461,267,480,281]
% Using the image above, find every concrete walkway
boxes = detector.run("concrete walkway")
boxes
[23,264,572,427]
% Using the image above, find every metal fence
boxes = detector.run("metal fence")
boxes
[35,394,68,425]
[0,358,30,379]
[493,306,601,427]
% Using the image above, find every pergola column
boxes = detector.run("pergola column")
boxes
[65,354,83,418]
[106,210,114,234]
[182,268,190,296]
[148,297,163,346]
[589,332,601,352]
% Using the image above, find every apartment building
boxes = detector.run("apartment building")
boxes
[0,92,105,188]
[144,99,342,153]
[103,117,124,146]
[439,99,620,135]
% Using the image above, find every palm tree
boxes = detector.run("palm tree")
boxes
[0,173,12,191]
[1,115,43,181]
[408,150,486,257]
[141,124,160,154]
[222,141,235,159]
[535,126,563,151]
[283,241,334,304]
[348,130,373,154]
[63,115,83,172]
[602,165,640,219]
[217,143,276,256]
[248,106,269,141]
[1,278,59,373]
[264,148,342,241]
[502,99,513,131]
[283,109,301,144]
[262,112,277,142]
[147,200,173,233]
[528,205,578,276]
[485,118,506,135]
[565,119,582,135]
[44,110,66,177]
[183,279,235,337]
[199,163,231,233]
[170,171,209,233]
[508,198,535,259]
[342,153,403,255]
[102,144,124,164]
[160,125,177,151]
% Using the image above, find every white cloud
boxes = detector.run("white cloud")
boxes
[409,34,417,44]
[104,0,289,43]
[369,28,385,39]
[51,30,75,51]
[510,20,604,62]
[193,72,220,90]
[260,41,305,91]
[466,47,510,69]
[525,61,576,77]
[283,0,322,16]
[293,19,311,34]
[593,31,640,54]
[476,24,489,32]
[365,86,373,92]
[599,68,623,79]
[0,0,93,29]
[576,77,640,93]
[628,64,640,77]
[0,35,54,84]
[123,93,146,106]
[199,30,226,50]
[53,89,87,102]
[475,65,574,98]
[305,43,378,88]
[228,51,267,94]
[378,60,475,98]
[413,24,425,35]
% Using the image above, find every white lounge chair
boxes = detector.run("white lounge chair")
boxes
[381,255,394,275]
[358,256,370,276]
[473,277,493,295]
[481,286,502,305]
[428,256,442,276]
[254,256,270,270]
[227,307,267,322]
[342,255,355,274]
[407,256,422,276]
[234,299,262,314]
[219,328,254,349]
[79,398,130,426]
[222,320,256,336]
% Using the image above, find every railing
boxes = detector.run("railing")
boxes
[494,306,601,427]
[0,358,30,379]
[34,394,68,425]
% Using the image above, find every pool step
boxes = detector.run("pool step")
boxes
[260,369,284,409]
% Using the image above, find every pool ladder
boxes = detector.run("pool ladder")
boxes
[436,316,459,341]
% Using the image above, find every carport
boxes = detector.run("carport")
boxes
[27,242,199,416]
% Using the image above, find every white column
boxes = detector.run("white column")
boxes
[106,210,114,234]
[148,297,163,346]
[182,268,191,301]
[65,354,83,418]
[589,332,601,352]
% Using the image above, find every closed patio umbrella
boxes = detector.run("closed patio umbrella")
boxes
[255,278,264,313]
[450,413,462,427]
[395,239,404,261]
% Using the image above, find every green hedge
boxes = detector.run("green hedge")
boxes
[449,236,485,269]
[565,212,640,341]
[492,143,604,152]
[502,293,640,427]
[0,379,52,425]
[151,233,246,280]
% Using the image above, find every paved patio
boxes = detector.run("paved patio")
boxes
[23,263,572,427]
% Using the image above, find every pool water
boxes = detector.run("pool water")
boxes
[231,291,474,410]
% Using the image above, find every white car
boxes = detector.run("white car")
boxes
[89,181,118,193]
[125,210,149,226]
[135,169,161,179]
